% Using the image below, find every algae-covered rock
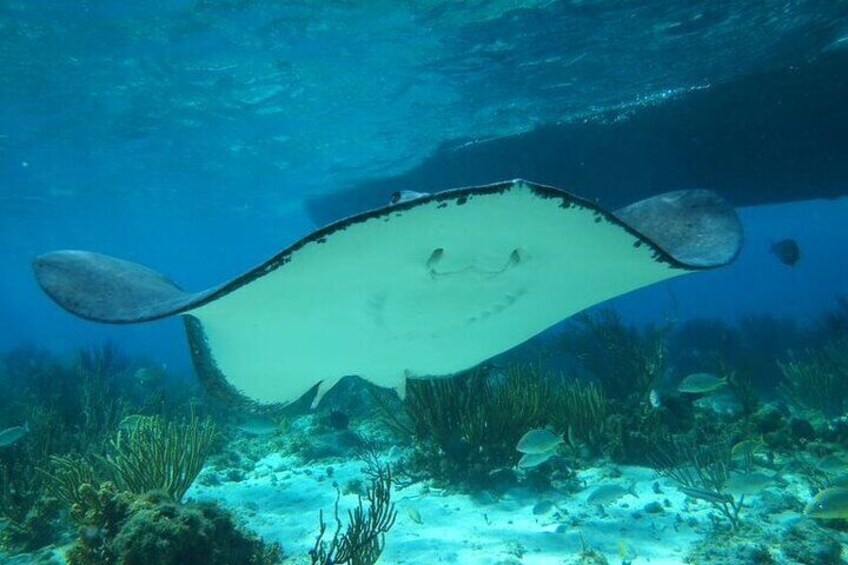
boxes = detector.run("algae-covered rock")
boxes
[780,521,842,565]
[112,498,279,565]
[563,546,609,565]
[66,490,281,565]
[686,526,775,565]
[752,404,785,435]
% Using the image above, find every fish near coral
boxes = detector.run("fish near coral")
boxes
[723,472,775,496]
[587,483,638,506]
[517,450,558,470]
[804,487,848,519]
[516,428,563,455]
[730,437,767,462]
[677,486,733,505]
[0,423,28,448]
[677,373,727,394]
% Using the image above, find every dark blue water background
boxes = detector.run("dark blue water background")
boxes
[1,1,847,375]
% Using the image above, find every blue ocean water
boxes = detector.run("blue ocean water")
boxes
[2,2,848,563]
[2,1,847,370]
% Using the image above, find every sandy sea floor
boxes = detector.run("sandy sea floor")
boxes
[4,429,847,565]
[182,448,845,565]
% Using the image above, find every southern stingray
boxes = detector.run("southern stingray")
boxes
[33,180,742,407]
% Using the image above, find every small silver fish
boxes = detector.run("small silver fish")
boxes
[390,190,430,204]
[517,450,556,469]
[134,366,166,386]
[532,500,555,515]
[236,416,280,436]
[723,472,775,496]
[693,390,742,416]
[406,507,423,524]
[649,389,662,409]
[730,437,766,461]
[587,483,638,506]
[678,372,727,394]
[516,428,563,455]
[805,487,848,519]
[0,423,29,448]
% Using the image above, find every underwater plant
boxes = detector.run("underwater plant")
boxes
[560,310,668,403]
[77,344,129,447]
[56,482,281,565]
[650,438,743,529]
[44,455,98,518]
[379,366,582,488]
[43,415,218,539]
[779,337,848,421]
[0,406,67,552]
[44,416,276,565]
[0,343,219,554]
[0,456,61,553]
[310,464,397,565]
[603,407,670,466]
[100,415,217,502]
[376,364,617,488]
[459,366,560,469]
[726,367,759,418]
[551,379,608,452]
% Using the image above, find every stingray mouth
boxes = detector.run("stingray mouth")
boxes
[426,247,524,279]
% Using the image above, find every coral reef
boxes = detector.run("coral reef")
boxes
[0,343,213,552]
[560,310,667,403]
[780,520,843,564]
[685,525,776,564]
[63,486,281,565]
[45,418,279,565]
[381,366,598,489]
[779,337,848,421]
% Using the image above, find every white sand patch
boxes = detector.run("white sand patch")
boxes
[188,454,746,564]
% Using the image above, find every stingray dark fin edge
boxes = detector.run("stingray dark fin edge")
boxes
[184,316,317,414]
[32,182,742,329]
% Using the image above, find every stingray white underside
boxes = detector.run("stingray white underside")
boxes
[187,181,684,405]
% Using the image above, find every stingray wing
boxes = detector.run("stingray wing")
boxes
[33,180,742,407]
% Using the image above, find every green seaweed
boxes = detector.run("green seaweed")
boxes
[650,437,743,529]
[779,337,848,421]
[47,415,216,506]
[99,415,217,502]
[561,310,668,402]
[378,365,609,489]
[553,379,608,452]
[0,408,65,552]
[310,464,397,565]
[383,368,540,487]
[0,342,214,553]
